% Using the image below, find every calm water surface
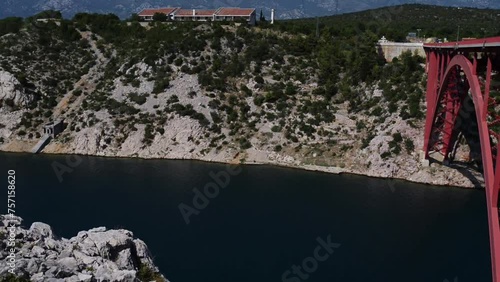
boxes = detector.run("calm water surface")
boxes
[0,152,492,282]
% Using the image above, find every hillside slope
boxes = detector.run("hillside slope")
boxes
[0,5,493,187]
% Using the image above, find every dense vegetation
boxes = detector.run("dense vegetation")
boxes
[0,4,498,161]
[282,4,500,40]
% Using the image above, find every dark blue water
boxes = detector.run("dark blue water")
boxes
[0,152,492,282]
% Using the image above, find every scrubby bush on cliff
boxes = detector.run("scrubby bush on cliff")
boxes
[386,132,403,156]
[0,274,30,282]
[128,92,147,105]
[143,124,155,145]
[404,138,415,153]
[137,264,164,282]
[153,78,170,94]
[0,17,24,36]
[239,137,252,150]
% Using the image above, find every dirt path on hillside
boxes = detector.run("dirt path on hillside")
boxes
[52,31,111,119]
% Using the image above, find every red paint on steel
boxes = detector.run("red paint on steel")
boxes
[423,51,438,158]
[423,43,500,282]
[441,68,462,158]
[425,36,500,49]
[484,57,492,121]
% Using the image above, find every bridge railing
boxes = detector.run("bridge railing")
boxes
[424,36,500,50]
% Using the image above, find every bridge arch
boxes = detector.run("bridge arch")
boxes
[425,52,500,281]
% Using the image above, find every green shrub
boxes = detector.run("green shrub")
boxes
[271,125,281,133]
[153,78,169,94]
[0,273,30,282]
[180,65,190,73]
[167,95,179,104]
[152,13,168,22]
[239,137,252,149]
[254,95,264,106]
[0,17,24,37]
[254,76,264,84]
[380,151,391,159]
[131,79,141,88]
[128,92,147,105]
[240,84,252,96]
[404,138,415,152]
[73,89,83,96]
[392,132,403,143]
[137,264,164,282]
[174,58,183,66]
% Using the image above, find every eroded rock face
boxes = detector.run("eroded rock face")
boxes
[0,215,167,282]
[0,71,34,109]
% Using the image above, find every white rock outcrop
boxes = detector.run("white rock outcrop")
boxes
[0,215,167,282]
[0,71,34,108]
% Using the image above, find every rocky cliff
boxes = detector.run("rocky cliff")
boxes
[0,215,167,282]
[0,12,488,189]
[0,71,34,109]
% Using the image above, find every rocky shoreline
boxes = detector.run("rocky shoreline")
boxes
[0,215,167,282]
[0,27,481,190]
[1,145,482,189]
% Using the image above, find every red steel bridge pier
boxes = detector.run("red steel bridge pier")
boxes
[423,37,500,282]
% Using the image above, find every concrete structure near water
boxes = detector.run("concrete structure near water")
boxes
[376,36,425,62]
[31,135,51,154]
[32,119,65,154]
[44,119,65,138]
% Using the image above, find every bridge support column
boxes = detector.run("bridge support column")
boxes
[491,149,500,282]
[423,50,439,159]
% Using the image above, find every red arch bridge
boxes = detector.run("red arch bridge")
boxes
[423,37,500,281]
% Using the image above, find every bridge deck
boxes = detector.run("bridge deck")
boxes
[424,36,500,50]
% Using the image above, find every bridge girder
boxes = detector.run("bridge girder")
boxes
[424,38,500,282]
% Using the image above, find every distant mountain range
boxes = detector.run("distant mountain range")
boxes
[1,0,500,20]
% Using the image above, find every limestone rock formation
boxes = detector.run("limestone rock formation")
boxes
[0,215,167,282]
[0,71,34,109]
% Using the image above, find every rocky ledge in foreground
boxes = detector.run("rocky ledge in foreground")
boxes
[0,215,167,282]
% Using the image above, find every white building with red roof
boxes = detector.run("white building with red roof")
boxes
[214,8,256,25]
[172,9,217,21]
[137,6,257,25]
[138,7,179,21]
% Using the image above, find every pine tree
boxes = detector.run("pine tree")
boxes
[259,9,266,22]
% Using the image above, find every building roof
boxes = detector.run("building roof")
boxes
[138,7,179,16]
[174,9,216,16]
[215,7,255,16]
